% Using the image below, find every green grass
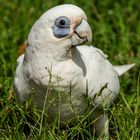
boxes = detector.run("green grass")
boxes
[0,0,140,139]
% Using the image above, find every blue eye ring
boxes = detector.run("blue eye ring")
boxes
[53,16,70,38]
[55,16,70,28]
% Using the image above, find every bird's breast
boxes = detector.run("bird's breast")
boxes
[30,58,88,123]
[47,92,88,124]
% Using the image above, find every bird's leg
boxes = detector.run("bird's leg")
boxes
[92,108,109,140]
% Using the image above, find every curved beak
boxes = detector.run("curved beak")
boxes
[71,19,92,46]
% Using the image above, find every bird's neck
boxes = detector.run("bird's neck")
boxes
[24,43,75,63]
[44,44,73,61]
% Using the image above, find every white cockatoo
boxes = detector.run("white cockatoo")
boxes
[14,4,134,138]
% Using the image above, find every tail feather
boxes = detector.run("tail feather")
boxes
[114,64,135,76]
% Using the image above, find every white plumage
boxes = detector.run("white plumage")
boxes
[14,4,134,138]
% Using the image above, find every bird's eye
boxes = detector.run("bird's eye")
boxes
[55,16,70,28]
[59,20,65,26]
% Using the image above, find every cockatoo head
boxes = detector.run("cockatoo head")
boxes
[27,4,92,59]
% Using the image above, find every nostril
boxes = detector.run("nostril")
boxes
[75,20,82,28]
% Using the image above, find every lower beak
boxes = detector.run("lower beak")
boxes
[71,19,92,46]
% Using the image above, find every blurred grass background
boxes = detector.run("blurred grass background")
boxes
[0,0,140,139]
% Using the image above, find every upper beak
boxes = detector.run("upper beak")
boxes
[71,19,92,46]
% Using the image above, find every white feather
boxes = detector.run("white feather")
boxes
[114,64,135,76]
